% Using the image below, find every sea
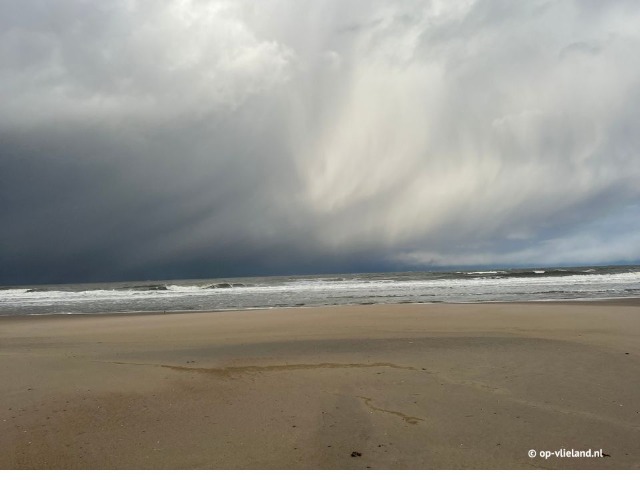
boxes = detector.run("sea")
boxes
[1,265,639,316]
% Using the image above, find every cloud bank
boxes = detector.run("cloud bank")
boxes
[2,0,640,284]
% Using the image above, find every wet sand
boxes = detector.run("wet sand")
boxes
[0,302,639,469]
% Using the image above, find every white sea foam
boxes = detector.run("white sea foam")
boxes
[2,269,639,315]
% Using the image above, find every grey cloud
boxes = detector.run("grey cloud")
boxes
[1,0,640,285]
[336,18,383,35]
[559,40,604,59]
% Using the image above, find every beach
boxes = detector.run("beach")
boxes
[1,302,639,469]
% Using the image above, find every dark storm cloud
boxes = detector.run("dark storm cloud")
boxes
[1,0,640,284]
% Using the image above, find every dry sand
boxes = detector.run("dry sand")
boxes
[0,302,639,469]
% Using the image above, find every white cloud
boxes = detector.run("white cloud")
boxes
[0,0,294,126]
[284,0,640,261]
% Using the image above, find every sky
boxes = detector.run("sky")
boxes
[1,0,640,285]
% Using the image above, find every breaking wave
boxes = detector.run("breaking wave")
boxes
[2,265,638,315]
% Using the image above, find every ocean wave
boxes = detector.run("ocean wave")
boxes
[462,271,502,275]
[205,282,248,289]
[489,269,590,278]
[3,266,639,315]
[126,284,169,291]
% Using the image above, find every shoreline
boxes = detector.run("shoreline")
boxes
[1,302,638,469]
[2,295,640,319]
